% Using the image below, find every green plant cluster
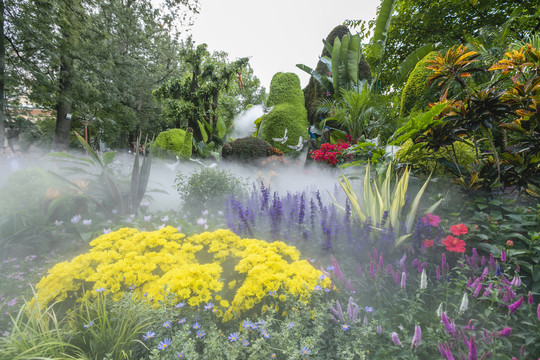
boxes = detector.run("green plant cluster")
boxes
[175,167,248,217]
[259,73,309,154]
[153,128,193,160]
[396,138,476,175]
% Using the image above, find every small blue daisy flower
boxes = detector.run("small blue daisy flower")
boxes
[196,330,205,338]
[163,320,171,328]
[301,346,311,355]
[365,306,373,313]
[287,322,295,329]
[228,332,239,342]
[143,331,155,341]
[192,322,201,330]
[342,324,350,331]
[178,317,186,324]
[157,338,172,350]
[242,340,250,347]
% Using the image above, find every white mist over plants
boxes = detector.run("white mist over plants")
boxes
[229,105,265,140]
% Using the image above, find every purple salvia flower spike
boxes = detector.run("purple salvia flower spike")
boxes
[376,324,382,334]
[489,253,495,269]
[481,255,486,266]
[528,291,533,304]
[370,262,376,280]
[357,263,363,277]
[472,248,478,264]
[473,282,483,298]
[400,271,407,290]
[391,332,402,347]
[501,248,506,262]
[379,254,384,272]
[496,327,512,337]
[537,303,540,321]
[442,253,446,271]
[411,325,422,348]
[399,253,407,267]
[436,266,441,280]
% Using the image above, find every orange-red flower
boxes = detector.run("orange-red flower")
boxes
[450,224,468,236]
[506,240,514,247]
[442,236,466,253]
[423,239,434,248]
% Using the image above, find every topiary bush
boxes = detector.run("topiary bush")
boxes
[221,137,276,163]
[153,128,193,160]
[259,73,309,155]
[175,167,247,216]
[399,51,440,117]
[34,227,331,322]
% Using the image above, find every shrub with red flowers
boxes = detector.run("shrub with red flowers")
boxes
[310,141,353,166]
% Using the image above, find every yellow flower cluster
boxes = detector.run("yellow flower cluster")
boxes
[35,227,331,321]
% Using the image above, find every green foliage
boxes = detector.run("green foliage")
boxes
[69,292,154,360]
[396,139,476,175]
[49,132,154,216]
[338,162,441,245]
[175,167,247,216]
[259,73,309,154]
[0,294,82,360]
[153,128,193,160]
[400,51,440,117]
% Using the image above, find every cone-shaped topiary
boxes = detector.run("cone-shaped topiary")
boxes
[259,73,309,154]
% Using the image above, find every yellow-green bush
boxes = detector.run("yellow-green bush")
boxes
[396,139,476,175]
[399,51,439,117]
[153,128,193,159]
[35,227,330,321]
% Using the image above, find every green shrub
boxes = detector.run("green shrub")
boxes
[153,128,193,160]
[175,167,247,216]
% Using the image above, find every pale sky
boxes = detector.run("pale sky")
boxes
[189,0,380,90]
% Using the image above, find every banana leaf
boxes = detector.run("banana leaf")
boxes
[396,43,438,84]
[198,120,209,143]
[347,34,361,85]
[371,0,397,60]
[332,38,341,94]
[217,117,227,140]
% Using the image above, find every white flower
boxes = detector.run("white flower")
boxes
[459,293,468,313]
[420,268,427,290]
[103,228,112,234]
[82,219,92,226]
[201,210,209,216]
[197,218,207,226]
[204,224,208,230]
[144,215,152,222]
[140,201,150,207]
[176,226,182,232]
[54,220,63,226]
[161,215,169,222]
[217,210,223,216]
[112,209,118,215]
[158,224,165,229]
[436,303,444,317]
[71,215,81,224]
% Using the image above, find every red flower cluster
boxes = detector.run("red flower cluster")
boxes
[310,141,352,166]
[442,223,468,253]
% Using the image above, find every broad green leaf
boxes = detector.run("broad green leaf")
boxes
[198,120,209,143]
[217,117,227,140]
[347,34,361,85]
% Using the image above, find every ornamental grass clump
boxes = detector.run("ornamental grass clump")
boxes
[34,227,331,322]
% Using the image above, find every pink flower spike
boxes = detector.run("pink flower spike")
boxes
[496,327,512,337]
[411,325,422,348]
[528,291,533,304]
[508,296,523,314]
[501,248,507,262]
[537,303,540,321]
[391,332,402,347]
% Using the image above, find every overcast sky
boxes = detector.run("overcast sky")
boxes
[189,0,380,90]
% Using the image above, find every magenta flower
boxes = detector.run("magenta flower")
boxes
[423,213,440,226]
[496,327,512,337]
[370,262,376,280]
[508,296,524,314]
[537,303,540,321]
[528,291,533,304]
[438,342,455,360]
[501,248,506,262]
[391,332,402,346]
[441,312,457,337]
[467,335,477,360]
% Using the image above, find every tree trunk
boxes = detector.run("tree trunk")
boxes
[54,56,73,150]
[0,0,5,149]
